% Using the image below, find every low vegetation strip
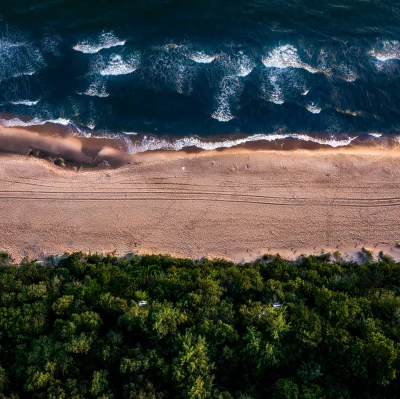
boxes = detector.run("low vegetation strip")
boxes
[0,251,400,398]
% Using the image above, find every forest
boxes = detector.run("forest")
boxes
[1,250,400,398]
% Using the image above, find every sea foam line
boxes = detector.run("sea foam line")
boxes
[130,133,358,154]
[0,117,71,127]
[10,100,40,106]
[83,131,135,154]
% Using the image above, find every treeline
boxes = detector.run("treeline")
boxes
[1,250,400,398]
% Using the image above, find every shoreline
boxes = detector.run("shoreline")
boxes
[1,126,400,170]
[1,147,400,262]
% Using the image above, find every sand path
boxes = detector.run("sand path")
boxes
[1,150,400,261]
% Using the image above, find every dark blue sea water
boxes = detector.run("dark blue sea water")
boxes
[1,0,400,152]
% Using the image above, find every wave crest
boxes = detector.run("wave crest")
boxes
[369,41,400,62]
[262,45,319,74]
[97,53,141,76]
[187,51,216,64]
[83,78,109,97]
[73,31,126,54]
[306,103,322,114]
[10,99,40,106]
[130,133,358,153]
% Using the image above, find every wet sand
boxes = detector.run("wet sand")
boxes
[1,145,400,262]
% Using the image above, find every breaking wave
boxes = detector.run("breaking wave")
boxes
[259,67,309,105]
[10,100,40,106]
[0,18,400,146]
[234,51,256,77]
[369,41,400,62]
[262,45,319,74]
[129,133,358,153]
[73,31,126,54]
[95,53,141,76]
[306,103,322,114]
[82,78,109,97]
[0,117,71,127]
[186,51,216,64]
[263,71,284,104]
[83,131,135,154]
[216,50,256,77]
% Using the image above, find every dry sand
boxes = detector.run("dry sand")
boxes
[1,147,400,262]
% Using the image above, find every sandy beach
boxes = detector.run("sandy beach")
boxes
[1,136,400,261]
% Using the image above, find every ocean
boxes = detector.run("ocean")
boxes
[0,0,400,153]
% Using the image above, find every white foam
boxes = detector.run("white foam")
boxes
[236,51,255,77]
[262,45,319,74]
[174,63,187,94]
[211,109,235,122]
[0,27,45,82]
[173,134,357,150]
[147,45,192,93]
[369,41,400,62]
[259,70,286,105]
[187,51,216,64]
[131,133,358,153]
[368,133,382,138]
[306,103,322,114]
[211,76,242,121]
[160,43,185,51]
[268,74,284,104]
[73,31,126,54]
[98,53,140,76]
[216,51,256,78]
[317,49,358,82]
[87,132,135,154]
[84,79,109,97]
[0,40,26,49]
[336,64,358,82]
[260,58,310,105]
[0,117,70,127]
[211,113,235,122]
[146,45,198,94]
[11,70,36,78]
[10,99,40,106]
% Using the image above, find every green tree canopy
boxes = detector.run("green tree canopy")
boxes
[0,252,400,398]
